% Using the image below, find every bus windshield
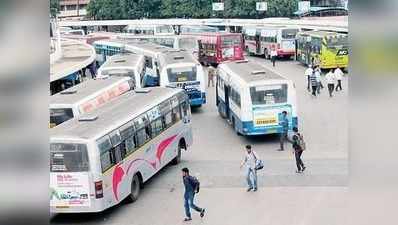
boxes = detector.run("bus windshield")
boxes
[50,143,89,172]
[221,36,241,47]
[282,29,299,39]
[326,35,348,48]
[167,66,197,82]
[250,84,288,105]
[50,108,74,127]
[179,38,198,51]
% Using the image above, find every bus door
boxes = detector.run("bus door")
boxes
[198,40,204,64]
[224,84,230,119]
[143,56,159,87]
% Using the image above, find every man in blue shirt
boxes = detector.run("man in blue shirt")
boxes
[182,168,205,221]
[278,111,289,151]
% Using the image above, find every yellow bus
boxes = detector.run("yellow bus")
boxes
[296,31,348,70]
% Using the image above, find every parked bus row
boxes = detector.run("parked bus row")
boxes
[243,26,349,70]
[94,39,206,107]
[49,60,298,214]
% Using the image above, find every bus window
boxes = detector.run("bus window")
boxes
[97,135,113,172]
[50,108,74,127]
[167,67,197,82]
[250,84,288,105]
[282,29,299,39]
[145,56,153,69]
[134,114,151,146]
[119,122,136,154]
[50,143,89,172]
[221,36,241,47]
[311,37,322,54]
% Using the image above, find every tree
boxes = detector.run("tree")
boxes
[50,0,60,18]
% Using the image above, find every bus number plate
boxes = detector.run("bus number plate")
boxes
[255,118,277,125]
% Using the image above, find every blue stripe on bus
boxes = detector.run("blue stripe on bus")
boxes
[217,96,298,136]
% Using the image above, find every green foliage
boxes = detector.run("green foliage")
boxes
[50,0,60,18]
[86,0,299,20]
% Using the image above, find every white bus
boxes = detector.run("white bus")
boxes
[50,87,193,213]
[243,26,300,59]
[97,53,146,88]
[123,40,172,86]
[216,60,298,135]
[50,77,134,128]
[123,24,175,36]
[158,49,206,107]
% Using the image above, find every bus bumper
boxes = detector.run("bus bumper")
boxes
[240,117,298,135]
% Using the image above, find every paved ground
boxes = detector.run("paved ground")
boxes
[51,57,348,225]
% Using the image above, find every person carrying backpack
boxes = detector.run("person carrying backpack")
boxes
[292,127,306,173]
[240,145,261,192]
[181,167,205,222]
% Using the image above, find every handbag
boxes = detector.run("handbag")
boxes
[253,152,264,170]
[255,160,264,170]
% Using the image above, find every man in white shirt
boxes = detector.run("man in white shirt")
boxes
[334,67,344,91]
[240,145,259,192]
[313,66,323,94]
[325,69,336,97]
[304,65,313,92]
[270,48,278,67]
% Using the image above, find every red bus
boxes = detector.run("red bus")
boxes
[195,32,244,66]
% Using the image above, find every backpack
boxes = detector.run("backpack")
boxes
[190,176,200,194]
[296,133,306,151]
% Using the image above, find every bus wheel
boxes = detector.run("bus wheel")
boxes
[127,174,141,203]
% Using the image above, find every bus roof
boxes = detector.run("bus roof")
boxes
[195,32,241,37]
[220,60,286,83]
[100,53,144,69]
[159,49,197,65]
[298,30,345,38]
[50,77,130,106]
[50,87,182,141]
[120,40,171,53]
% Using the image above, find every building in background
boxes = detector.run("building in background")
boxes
[59,0,90,19]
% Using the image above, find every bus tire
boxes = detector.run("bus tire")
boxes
[127,174,141,203]
[172,140,185,165]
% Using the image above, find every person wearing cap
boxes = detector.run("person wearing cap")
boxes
[304,65,313,92]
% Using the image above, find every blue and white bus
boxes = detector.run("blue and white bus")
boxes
[93,40,126,65]
[216,60,298,135]
[158,49,206,107]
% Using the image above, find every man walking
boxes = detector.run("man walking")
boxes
[310,69,318,97]
[334,67,343,91]
[305,65,313,92]
[325,69,336,97]
[278,111,289,151]
[207,66,215,87]
[182,168,205,221]
[240,145,259,192]
[270,48,277,67]
[314,66,323,94]
[292,127,306,173]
